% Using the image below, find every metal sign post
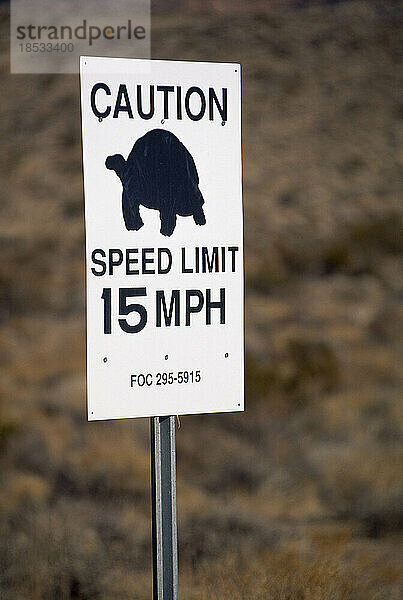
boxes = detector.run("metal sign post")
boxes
[150,416,178,600]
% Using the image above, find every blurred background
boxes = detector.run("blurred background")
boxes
[0,0,402,598]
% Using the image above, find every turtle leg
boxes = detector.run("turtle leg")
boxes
[190,187,206,226]
[160,209,176,237]
[122,192,144,231]
[193,205,206,226]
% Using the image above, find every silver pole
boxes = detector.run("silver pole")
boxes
[151,416,178,600]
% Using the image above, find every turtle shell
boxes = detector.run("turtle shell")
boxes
[123,129,204,217]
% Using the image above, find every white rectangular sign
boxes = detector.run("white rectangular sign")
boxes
[80,56,243,420]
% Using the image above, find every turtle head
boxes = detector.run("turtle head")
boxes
[105,154,126,179]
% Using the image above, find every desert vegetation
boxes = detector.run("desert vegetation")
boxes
[0,1,402,598]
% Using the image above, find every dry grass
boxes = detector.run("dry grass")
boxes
[0,0,402,598]
[185,545,403,600]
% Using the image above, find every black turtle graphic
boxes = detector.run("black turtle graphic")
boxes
[105,129,206,237]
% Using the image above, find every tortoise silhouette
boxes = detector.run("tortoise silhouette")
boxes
[105,129,206,237]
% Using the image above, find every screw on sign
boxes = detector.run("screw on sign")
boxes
[80,57,243,600]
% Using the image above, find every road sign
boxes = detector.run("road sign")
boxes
[80,57,243,420]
